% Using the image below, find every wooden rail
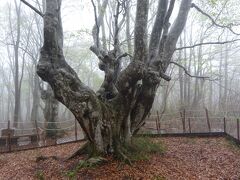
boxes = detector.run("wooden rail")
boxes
[139,132,240,146]
[0,134,38,152]
[2,109,240,153]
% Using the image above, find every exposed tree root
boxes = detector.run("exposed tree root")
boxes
[115,147,132,165]
[36,155,59,162]
[65,142,90,161]
[119,151,132,165]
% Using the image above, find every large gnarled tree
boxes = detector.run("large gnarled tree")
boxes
[21,0,192,158]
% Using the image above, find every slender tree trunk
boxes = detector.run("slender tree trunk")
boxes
[30,73,40,124]
[183,28,187,106]
[41,84,59,139]
[223,43,228,111]
[219,45,223,110]
[209,50,213,111]
[126,0,132,55]
[178,37,184,107]
[187,21,193,106]
[13,0,21,128]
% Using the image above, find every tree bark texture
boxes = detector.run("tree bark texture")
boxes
[37,0,192,155]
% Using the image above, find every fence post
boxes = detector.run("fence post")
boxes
[156,111,161,134]
[205,108,211,132]
[237,119,239,140]
[7,120,10,129]
[7,133,11,152]
[181,109,186,133]
[223,117,226,133]
[75,119,78,141]
[155,118,159,133]
[7,120,11,152]
[188,118,191,133]
[34,119,40,145]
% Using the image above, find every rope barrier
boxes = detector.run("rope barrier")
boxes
[151,112,181,116]
[0,110,240,133]
[14,128,36,131]
[36,119,75,124]
[185,110,205,112]
[40,125,75,131]
[160,117,182,120]
[0,119,76,125]
[8,122,34,125]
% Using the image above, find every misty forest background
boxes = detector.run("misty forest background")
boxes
[0,0,240,135]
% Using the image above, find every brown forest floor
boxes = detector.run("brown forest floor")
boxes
[0,137,240,180]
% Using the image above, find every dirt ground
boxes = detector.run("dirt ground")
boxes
[0,137,240,180]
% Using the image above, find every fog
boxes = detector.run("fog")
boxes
[0,0,240,137]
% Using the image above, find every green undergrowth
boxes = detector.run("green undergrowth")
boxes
[65,137,166,179]
[65,157,107,180]
[121,137,166,162]
[226,138,240,150]
[151,175,167,180]
[184,137,197,144]
[35,170,45,180]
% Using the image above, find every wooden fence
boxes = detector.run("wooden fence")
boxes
[143,108,240,143]
[0,119,84,153]
[0,109,240,153]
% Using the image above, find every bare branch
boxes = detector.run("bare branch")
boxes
[89,45,105,60]
[148,0,167,61]
[175,39,240,50]
[192,3,240,36]
[161,0,192,67]
[112,1,121,54]
[157,0,175,56]
[116,52,132,62]
[170,61,210,79]
[91,0,100,47]
[164,0,175,25]
[133,0,149,62]
[91,0,108,48]
[20,0,44,17]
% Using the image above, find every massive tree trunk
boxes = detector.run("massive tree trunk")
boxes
[36,0,192,156]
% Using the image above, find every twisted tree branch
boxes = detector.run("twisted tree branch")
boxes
[91,0,100,47]
[175,39,240,50]
[20,0,44,17]
[170,61,209,79]
[192,3,240,36]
